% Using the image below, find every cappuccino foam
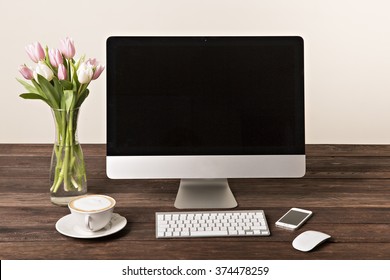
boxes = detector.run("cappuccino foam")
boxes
[70,195,115,212]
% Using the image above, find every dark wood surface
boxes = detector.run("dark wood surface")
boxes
[1,144,390,260]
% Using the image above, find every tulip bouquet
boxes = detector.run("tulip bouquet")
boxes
[17,37,104,204]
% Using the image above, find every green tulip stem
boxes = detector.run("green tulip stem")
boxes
[50,107,85,194]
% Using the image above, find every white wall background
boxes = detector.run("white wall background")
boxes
[1,0,390,144]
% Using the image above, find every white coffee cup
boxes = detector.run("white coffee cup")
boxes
[68,194,116,232]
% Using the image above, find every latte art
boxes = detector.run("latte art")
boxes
[69,195,115,212]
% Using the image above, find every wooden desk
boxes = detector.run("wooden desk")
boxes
[1,144,390,260]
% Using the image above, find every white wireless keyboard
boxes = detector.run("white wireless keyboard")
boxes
[156,210,270,238]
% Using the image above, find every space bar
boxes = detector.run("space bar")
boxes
[190,230,228,237]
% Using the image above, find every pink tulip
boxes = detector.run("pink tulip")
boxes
[25,42,45,63]
[86,58,97,66]
[86,58,105,80]
[58,64,67,80]
[92,64,105,80]
[49,49,63,68]
[18,65,34,80]
[59,37,76,59]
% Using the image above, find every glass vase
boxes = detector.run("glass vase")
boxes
[50,107,87,206]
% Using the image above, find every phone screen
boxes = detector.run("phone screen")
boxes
[279,210,311,226]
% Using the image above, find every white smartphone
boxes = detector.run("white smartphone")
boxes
[275,208,312,230]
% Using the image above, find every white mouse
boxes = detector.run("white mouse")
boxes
[292,230,331,252]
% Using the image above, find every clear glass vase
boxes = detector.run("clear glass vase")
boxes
[50,107,87,206]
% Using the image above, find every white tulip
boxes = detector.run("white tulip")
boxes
[34,61,54,81]
[77,62,94,84]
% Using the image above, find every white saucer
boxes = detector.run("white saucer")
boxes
[56,213,127,239]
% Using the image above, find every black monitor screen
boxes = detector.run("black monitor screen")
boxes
[107,37,304,156]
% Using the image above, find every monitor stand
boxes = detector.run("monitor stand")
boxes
[174,178,238,209]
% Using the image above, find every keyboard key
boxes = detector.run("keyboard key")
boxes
[191,230,228,237]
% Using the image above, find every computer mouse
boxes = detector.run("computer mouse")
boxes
[292,230,331,252]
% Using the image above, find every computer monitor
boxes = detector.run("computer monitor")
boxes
[106,36,305,209]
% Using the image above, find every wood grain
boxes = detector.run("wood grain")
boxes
[1,144,390,259]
